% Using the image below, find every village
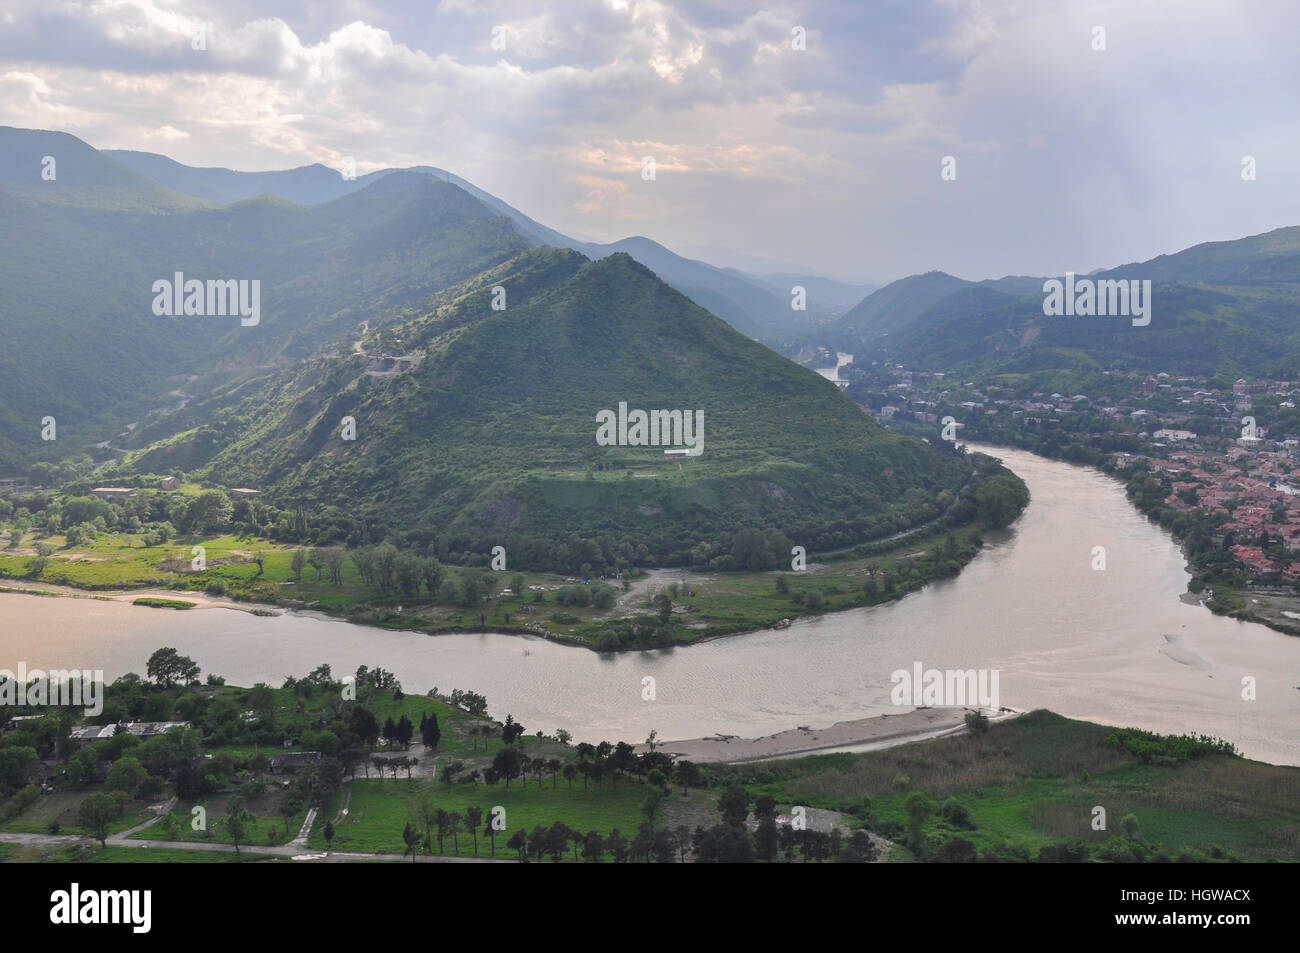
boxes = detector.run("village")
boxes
[833,358,1300,588]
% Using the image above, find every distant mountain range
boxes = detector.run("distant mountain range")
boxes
[105,146,869,339]
[827,231,1300,378]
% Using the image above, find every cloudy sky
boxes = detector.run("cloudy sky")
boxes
[2,0,1297,283]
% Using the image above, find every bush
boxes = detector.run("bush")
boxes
[205,578,228,596]
[940,797,976,830]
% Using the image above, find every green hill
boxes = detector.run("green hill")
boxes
[109,249,974,567]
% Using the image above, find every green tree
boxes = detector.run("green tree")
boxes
[76,792,120,846]
[904,791,937,852]
[225,795,254,854]
[465,806,483,856]
[146,647,200,688]
[717,785,750,827]
[186,490,234,534]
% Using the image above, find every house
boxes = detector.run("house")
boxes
[159,476,181,490]
[267,751,322,775]
[229,488,260,498]
[91,487,135,499]
[70,721,191,744]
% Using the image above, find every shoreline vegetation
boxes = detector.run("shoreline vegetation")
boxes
[1,655,1293,864]
[0,452,1029,652]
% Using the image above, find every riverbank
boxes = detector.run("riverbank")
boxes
[642,707,1002,764]
[0,504,1017,654]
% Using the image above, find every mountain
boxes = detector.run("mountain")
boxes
[834,271,973,340]
[1,128,204,211]
[0,132,532,472]
[828,228,1300,378]
[578,236,788,338]
[736,271,880,321]
[106,249,974,565]
[107,147,814,341]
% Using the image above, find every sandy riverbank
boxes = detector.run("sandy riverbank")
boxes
[642,707,1008,764]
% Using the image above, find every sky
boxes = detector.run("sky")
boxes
[1,0,1297,284]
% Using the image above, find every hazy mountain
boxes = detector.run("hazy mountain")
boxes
[107,146,804,340]
[829,227,1300,378]
[729,271,879,322]
[0,132,531,471]
[834,271,973,339]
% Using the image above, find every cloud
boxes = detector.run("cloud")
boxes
[0,0,1297,282]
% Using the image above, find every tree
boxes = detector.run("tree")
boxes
[501,714,525,745]
[492,748,524,789]
[653,592,672,624]
[562,763,576,789]
[975,474,1027,529]
[422,712,441,750]
[904,791,937,853]
[433,809,450,854]
[382,717,397,747]
[717,785,750,827]
[447,812,462,854]
[402,821,420,862]
[607,828,628,863]
[465,806,483,856]
[105,757,146,797]
[146,647,200,688]
[754,817,779,861]
[582,830,604,862]
[420,557,444,598]
[322,546,346,586]
[323,819,335,849]
[507,829,527,862]
[395,714,414,750]
[1119,813,1142,841]
[76,792,120,846]
[225,795,253,855]
[186,490,233,534]
[673,760,700,795]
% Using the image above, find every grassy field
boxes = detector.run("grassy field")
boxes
[717,710,1300,862]
[134,795,310,848]
[309,775,656,857]
[0,789,156,838]
[13,843,281,863]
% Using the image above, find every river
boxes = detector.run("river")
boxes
[2,445,1298,764]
